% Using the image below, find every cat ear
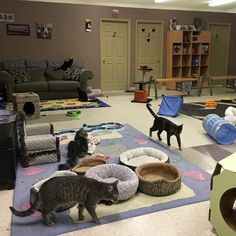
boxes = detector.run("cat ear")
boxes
[113,180,119,186]
[178,124,183,132]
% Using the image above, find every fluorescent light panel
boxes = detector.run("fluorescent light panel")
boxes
[209,0,235,6]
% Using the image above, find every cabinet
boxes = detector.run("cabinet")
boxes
[166,30,211,90]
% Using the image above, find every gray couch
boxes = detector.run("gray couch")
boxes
[0,59,93,102]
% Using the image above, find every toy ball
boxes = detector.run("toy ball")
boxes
[66,111,81,117]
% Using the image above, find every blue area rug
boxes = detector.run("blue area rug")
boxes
[11,124,211,236]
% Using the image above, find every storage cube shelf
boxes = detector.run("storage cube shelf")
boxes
[166,30,211,90]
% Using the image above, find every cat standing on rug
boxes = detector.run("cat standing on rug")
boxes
[54,58,73,71]
[58,128,88,170]
[146,103,183,150]
[10,175,119,225]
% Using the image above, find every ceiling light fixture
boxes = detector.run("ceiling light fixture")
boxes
[209,0,235,7]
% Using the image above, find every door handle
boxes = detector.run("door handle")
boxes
[103,60,106,64]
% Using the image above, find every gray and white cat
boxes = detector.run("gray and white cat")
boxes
[10,175,119,226]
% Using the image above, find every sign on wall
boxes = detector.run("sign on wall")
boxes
[36,22,52,39]
[0,13,15,23]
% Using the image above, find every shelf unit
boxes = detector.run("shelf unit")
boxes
[166,30,211,90]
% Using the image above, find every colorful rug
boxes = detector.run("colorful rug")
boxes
[3,97,110,112]
[11,124,211,236]
[180,101,236,120]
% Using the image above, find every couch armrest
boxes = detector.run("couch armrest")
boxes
[79,69,94,92]
[0,71,15,102]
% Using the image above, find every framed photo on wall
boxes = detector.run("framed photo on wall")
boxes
[6,24,30,36]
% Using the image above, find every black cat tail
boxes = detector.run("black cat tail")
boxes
[146,103,158,118]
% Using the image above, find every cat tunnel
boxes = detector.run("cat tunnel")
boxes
[202,114,236,145]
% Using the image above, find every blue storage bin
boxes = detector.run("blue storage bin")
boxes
[202,114,236,145]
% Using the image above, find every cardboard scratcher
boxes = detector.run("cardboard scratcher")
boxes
[209,153,236,236]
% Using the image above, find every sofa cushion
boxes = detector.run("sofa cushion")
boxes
[47,60,64,69]
[45,68,64,80]
[48,80,78,91]
[2,59,25,70]
[25,68,46,81]
[8,69,31,84]
[25,59,47,69]
[15,81,48,92]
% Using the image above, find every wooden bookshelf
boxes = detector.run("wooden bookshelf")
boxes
[166,30,211,90]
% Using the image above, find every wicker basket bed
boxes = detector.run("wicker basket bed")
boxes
[135,162,181,196]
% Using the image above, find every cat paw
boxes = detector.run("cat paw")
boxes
[79,215,85,221]
[93,218,100,224]
[45,221,54,226]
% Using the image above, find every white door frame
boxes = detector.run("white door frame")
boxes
[135,20,164,81]
[100,18,131,90]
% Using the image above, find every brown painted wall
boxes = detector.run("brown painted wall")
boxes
[1,0,236,89]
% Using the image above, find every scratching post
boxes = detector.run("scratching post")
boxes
[12,92,40,120]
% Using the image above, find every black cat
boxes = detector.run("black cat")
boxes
[76,86,88,102]
[58,128,88,170]
[54,58,73,71]
[146,103,183,150]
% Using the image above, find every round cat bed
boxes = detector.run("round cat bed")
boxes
[120,147,169,170]
[72,157,106,175]
[85,164,139,200]
[30,170,77,212]
[135,162,181,196]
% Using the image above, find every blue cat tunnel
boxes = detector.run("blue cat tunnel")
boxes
[202,114,236,145]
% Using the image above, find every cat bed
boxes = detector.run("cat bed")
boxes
[158,95,183,117]
[224,106,236,126]
[203,114,236,145]
[135,162,181,196]
[85,164,139,200]
[120,147,169,170]
[30,170,77,211]
[72,157,106,175]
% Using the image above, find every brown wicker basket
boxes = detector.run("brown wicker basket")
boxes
[72,157,106,175]
[135,162,181,196]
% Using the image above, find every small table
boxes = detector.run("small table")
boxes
[138,66,153,81]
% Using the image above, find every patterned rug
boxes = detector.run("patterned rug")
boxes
[11,124,211,236]
[180,101,236,120]
[2,97,110,112]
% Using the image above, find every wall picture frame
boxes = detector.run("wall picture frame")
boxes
[6,24,30,36]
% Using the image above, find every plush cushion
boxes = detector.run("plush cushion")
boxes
[25,59,47,69]
[8,69,31,84]
[2,59,25,70]
[85,163,139,200]
[15,81,48,92]
[64,67,81,81]
[45,68,65,80]
[120,147,169,170]
[48,80,78,91]
[25,68,46,81]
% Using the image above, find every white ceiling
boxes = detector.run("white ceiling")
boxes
[24,0,236,13]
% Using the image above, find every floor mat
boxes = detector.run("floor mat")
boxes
[11,124,211,236]
[3,96,110,112]
[180,101,236,120]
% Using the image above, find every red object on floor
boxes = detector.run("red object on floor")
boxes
[134,90,148,102]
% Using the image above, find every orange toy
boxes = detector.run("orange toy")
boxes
[205,99,217,108]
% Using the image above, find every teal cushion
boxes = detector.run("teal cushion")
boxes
[45,68,64,80]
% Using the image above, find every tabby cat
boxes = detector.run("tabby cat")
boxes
[10,175,119,225]
[146,103,183,150]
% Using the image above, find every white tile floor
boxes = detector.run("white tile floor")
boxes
[1,86,236,236]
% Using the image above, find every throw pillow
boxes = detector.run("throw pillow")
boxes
[45,68,64,80]
[64,67,81,81]
[8,69,31,84]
